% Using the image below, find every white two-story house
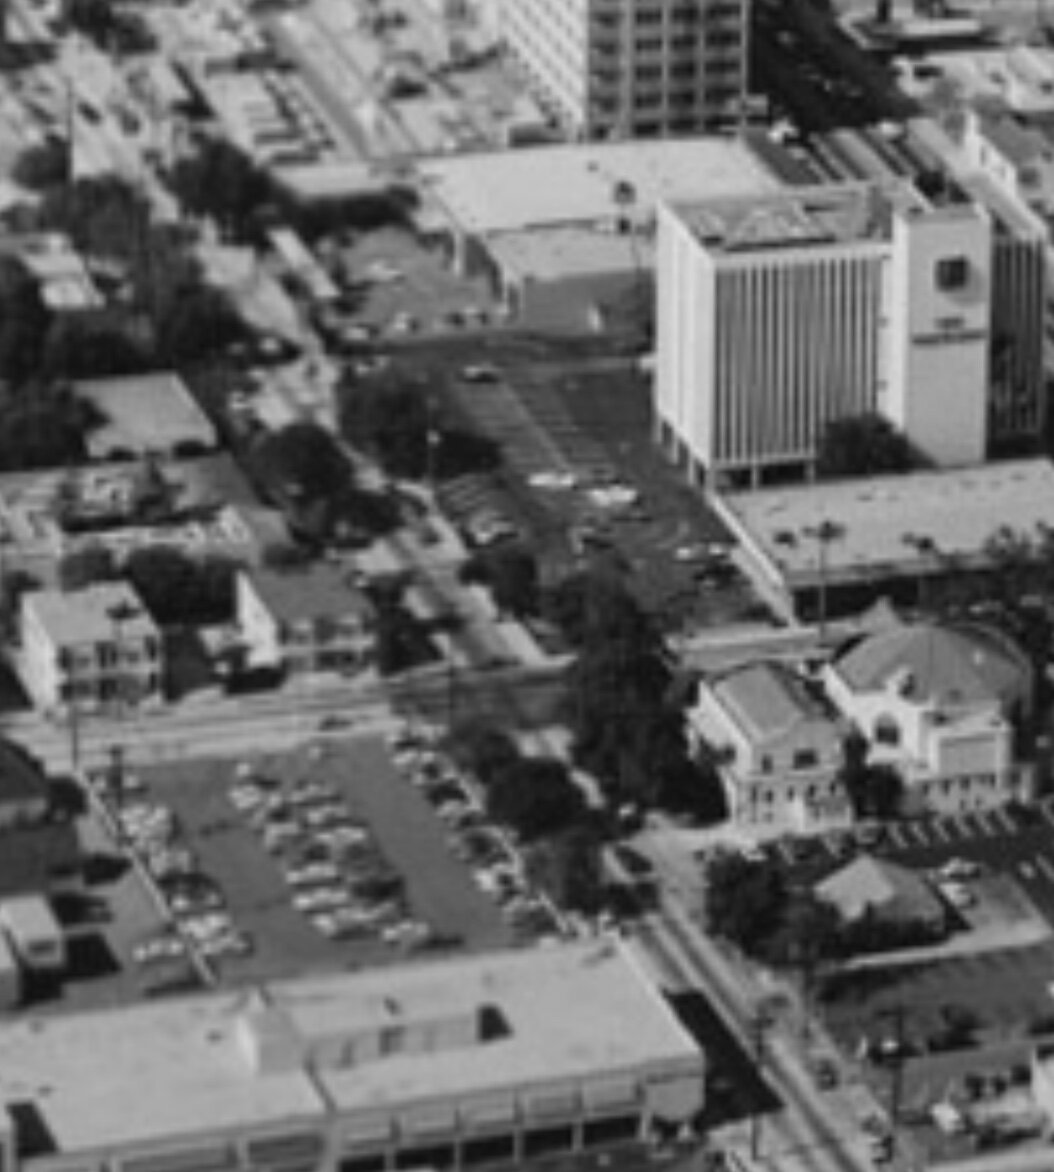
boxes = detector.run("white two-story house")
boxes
[687,661,849,832]
[237,566,374,679]
[20,583,164,717]
[824,622,1034,816]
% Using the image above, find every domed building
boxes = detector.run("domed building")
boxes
[824,621,1034,816]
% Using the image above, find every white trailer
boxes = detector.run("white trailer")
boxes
[0,928,22,1008]
[0,896,65,972]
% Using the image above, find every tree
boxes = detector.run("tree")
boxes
[125,547,239,625]
[545,570,651,649]
[169,139,272,237]
[816,413,916,480]
[838,732,904,820]
[447,720,521,786]
[0,383,101,471]
[704,853,789,954]
[58,543,118,591]
[0,259,52,386]
[42,314,151,380]
[460,544,539,618]
[64,0,116,42]
[249,423,352,506]
[340,374,431,479]
[12,139,69,191]
[155,286,245,367]
[0,569,40,640]
[486,757,586,841]
[526,825,605,914]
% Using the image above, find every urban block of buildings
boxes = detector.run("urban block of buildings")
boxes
[417,135,781,329]
[498,0,749,140]
[0,940,704,1172]
[19,583,164,716]
[654,179,1045,489]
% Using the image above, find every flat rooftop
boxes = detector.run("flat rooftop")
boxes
[719,459,1054,585]
[75,372,218,459]
[486,224,656,281]
[23,582,159,646]
[0,941,700,1155]
[672,180,929,255]
[417,137,781,237]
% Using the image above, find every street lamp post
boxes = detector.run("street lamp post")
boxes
[748,1001,777,1160]
[803,520,844,645]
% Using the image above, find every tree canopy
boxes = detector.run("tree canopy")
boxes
[553,571,725,820]
[460,544,540,618]
[816,413,917,480]
[249,423,352,506]
[125,547,240,626]
[486,757,586,842]
[169,139,272,238]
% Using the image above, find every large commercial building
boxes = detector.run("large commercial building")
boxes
[0,941,704,1172]
[654,179,1046,488]
[498,0,749,141]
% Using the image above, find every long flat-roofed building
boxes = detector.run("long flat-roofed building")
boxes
[0,941,704,1172]
[498,0,749,141]
[713,458,1054,620]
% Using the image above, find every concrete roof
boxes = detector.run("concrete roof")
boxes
[23,583,159,647]
[717,459,1054,587]
[0,941,700,1157]
[486,225,655,282]
[975,111,1052,168]
[416,138,780,237]
[831,622,1029,708]
[816,854,944,925]
[244,565,372,623]
[75,372,217,459]
[710,662,836,747]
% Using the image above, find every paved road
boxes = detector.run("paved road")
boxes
[635,903,889,1172]
[0,658,568,771]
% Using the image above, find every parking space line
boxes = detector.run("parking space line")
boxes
[886,824,910,849]
[991,807,1016,834]
[929,821,951,843]
[907,822,929,845]
[952,814,975,839]
[972,811,996,836]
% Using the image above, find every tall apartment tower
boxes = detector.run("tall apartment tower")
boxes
[498,0,749,140]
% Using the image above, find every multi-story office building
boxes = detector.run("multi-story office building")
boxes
[498,0,749,141]
[654,180,1046,488]
[19,583,163,716]
[0,941,705,1172]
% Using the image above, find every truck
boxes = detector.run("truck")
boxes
[0,896,65,973]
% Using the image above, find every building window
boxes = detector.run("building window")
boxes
[935,256,969,291]
[339,1155,385,1172]
[792,749,818,770]
[394,1146,454,1171]
[581,1115,641,1148]
[522,1127,576,1159]
[874,716,900,746]
[461,1135,516,1167]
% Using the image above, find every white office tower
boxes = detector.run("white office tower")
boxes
[498,0,749,140]
[653,181,1040,490]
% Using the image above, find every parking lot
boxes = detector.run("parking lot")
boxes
[110,733,514,986]
[349,333,764,633]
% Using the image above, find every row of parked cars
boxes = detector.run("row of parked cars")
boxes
[228,766,432,947]
[101,785,252,966]
[388,727,562,942]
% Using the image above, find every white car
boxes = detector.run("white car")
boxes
[528,470,578,491]
[940,857,981,881]
[285,862,342,888]
[461,364,499,384]
[939,881,975,910]
[133,935,186,965]
[293,887,351,914]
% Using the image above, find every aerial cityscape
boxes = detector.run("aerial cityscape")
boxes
[3,0,1054,1170]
